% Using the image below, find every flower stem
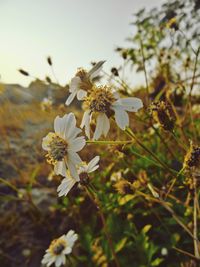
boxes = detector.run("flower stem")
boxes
[125,127,177,175]
[164,167,185,198]
[86,140,132,145]
[85,185,121,267]
[193,175,200,258]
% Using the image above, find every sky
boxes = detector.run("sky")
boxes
[0,0,163,87]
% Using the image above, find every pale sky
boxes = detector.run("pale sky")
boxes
[0,0,163,87]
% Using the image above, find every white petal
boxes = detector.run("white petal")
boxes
[65,230,78,247]
[55,256,62,267]
[42,133,54,151]
[69,76,81,93]
[68,136,86,152]
[114,108,129,130]
[93,113,105,140]
[54,161,66,177]
[57,176,76,197]
[87,156,100,173]
[62,113,77,140]
[112,97,143,112]
[65,91,76,106]
[54,114,75,136]
[61,254,66,265]
[77,89,87,100]
[66,152,81,180]
[87,61,105,80]
[80,110,91,139]
[68,127,82,141]
[54,116,64,134]
[63,246,72,255]
[102,113,110,137]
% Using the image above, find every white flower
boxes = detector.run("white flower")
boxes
[65,61,105,106]
[42,113,85,180]
[41,230,78,267]
[80,86,143,140]
[57,156,100,197]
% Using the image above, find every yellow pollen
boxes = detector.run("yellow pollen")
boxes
[84,86,116,114]
[49,238,67,256]
[46,133,68,165]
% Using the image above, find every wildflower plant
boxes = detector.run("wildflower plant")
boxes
[1,1,200,267]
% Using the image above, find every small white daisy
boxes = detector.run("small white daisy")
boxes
[65,61,105,106]
[57,156,100,197]
[80,85,143,140]
[42,113,85,180]
[41,230,78,267]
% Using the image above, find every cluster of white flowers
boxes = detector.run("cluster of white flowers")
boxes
[41,61,143,266]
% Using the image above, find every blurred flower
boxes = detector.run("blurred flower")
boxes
[166,17,178,30]
[150,101,176,131]
[41,97,53,111]
[114,179,134,195]
[81,85,143,139]
[42,230,78,267]
[161,247,168,256]
[57,156,100,196]
[91,238,108,267]
[42,113,85,179]
[192,104,200,114]
[110,171,123,182]
[65,61,105,105]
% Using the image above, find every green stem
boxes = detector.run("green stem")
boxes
[125,127,177,175]
[193,175,200,258]
[85,185,121,267]
[165,167,185,198]
[171,131,187,151]
[0,177,19,192]
[129,147,164,169]
[86,140,132,145]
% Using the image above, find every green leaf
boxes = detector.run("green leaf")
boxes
[115,237,128,253]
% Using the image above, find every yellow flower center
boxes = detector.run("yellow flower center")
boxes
[49,239,67,256]
[84,86,116,115]
[46,133,68,165]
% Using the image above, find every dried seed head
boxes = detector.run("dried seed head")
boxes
[46,76,52,83]
[19,69,29,76]
[47,56,52,66]
[75,68,93,92]
[114,179,134,195]
[149,101,176,131]
[184,142,200,170]
[111,67,119,77]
